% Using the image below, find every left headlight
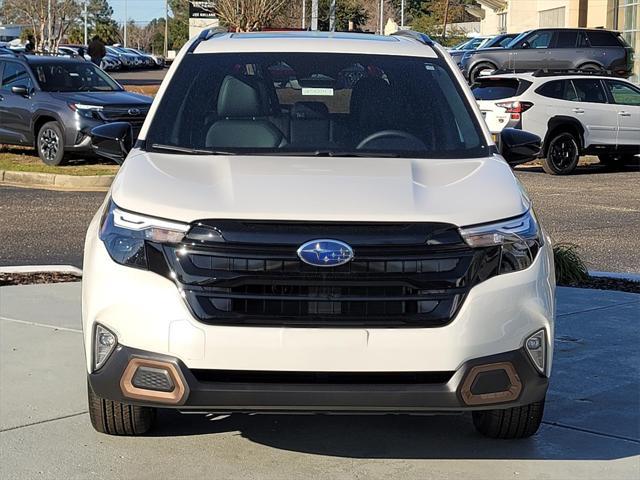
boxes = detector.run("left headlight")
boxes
[99,199,189,270]
[459,209,542,274]
[69,103,103,119]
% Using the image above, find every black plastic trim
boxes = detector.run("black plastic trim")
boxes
[89,345,548,412]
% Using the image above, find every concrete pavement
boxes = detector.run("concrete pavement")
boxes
[0,283,639,479]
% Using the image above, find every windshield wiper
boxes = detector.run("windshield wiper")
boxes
[150,144,235,155]
[275,150,401,158]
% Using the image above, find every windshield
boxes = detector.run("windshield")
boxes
[144,52,487,158]
[33,62,122,92]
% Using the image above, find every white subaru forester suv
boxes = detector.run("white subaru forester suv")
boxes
[84,30,555,438]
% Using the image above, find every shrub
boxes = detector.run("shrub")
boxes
[553,243,589,284]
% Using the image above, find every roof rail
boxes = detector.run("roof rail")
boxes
[532,68,616,77]
[187,27,229,53]
[390,29,434,46]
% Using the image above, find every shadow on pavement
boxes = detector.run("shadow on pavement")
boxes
[149,409,640,461]
[516,161,640,175]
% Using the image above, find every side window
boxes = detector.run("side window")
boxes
[576,31,589,48]
[1,62,32,91]
[586,31,622,47]
[554,31,577,48]
[604,81,640,106]
[525,31,553,49]
[571,79,607,104]
[536,80,578,101]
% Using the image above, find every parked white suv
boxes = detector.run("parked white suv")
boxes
[472,71,640,174]
[83,30,555,438]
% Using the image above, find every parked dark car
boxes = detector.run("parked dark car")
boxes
[460,28,634,83]
[450,33,520,66]
[0,53,152,165]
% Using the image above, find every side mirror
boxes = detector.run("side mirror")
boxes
[90,122,132,165]
[500,128,541,166]
[520,41,530,49]
[11,85,30,96]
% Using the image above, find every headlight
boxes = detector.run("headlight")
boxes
[99,199,189,269]
[459,210,542,274]
[69,103,103,119]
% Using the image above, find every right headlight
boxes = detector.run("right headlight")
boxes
[459,209,542,274]
[99,199,188,270]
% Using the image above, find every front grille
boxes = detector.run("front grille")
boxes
[98,106,149,126]
[191,369,455,385]
[150,221,500,327]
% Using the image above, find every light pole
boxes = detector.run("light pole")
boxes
[401,0,404,28]
[47,0,52,50]
[329,0,336,31]
[379,0,384,35]
[302,0,306,29]
[311,0,318,31]
[124,0,128,47]
[164,0,168,58]
[84,0,88,46]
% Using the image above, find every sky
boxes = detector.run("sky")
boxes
[109,0,168,25]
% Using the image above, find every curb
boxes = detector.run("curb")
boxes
[589,271,640,282]
[0,265,82,276]
[0,170,114,190]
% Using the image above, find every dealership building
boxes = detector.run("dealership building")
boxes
[475,0,640,82]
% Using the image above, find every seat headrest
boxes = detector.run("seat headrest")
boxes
[217,75,267,118]
[291,102,329,120]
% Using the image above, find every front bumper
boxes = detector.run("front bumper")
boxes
[89,344,548,412]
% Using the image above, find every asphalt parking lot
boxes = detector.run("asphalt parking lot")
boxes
[1,283,638,479]
[1,162,639,273]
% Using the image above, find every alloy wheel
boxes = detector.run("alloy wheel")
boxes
[39,128,60,162]
[548,136,577,171]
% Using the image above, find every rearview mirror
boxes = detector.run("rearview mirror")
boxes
[90,122,133,164]
[11,85,30,96]
[500,128,541,166]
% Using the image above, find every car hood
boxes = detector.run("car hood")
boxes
[50,91,152,106]
[110,152,529,227]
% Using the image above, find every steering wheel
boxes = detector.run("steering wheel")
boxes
[356,130,427,151]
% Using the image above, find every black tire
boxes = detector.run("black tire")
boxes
[543,131,580,175]
[88,381,156,435]
[37,121,67,166]
[472,398,545,439]
[469,62,497,84]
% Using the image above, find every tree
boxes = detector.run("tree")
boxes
[317,0,370,31]
[4,0,81,50]
[168,0,189,49]
[87,0,120,44]
[214,0,288,32]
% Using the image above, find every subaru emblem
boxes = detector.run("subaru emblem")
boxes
[128,108,141,116]
[297,239,354,267]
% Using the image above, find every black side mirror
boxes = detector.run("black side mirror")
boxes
[90,122,133,165]
[11,85,30,96]
[500,128,541,167]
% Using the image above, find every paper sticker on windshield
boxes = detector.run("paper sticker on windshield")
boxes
[302,88,334,96]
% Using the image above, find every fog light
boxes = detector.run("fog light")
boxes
[94,324,117,370]
[525,329,546,374]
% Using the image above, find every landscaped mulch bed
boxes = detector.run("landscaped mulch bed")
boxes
[559,276,640,294]
[0,272,80,286]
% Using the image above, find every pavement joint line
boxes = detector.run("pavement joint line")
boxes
[556,299,640,318]
[0,316,82,334]
[0,411,88,434]
[542,420,640,444]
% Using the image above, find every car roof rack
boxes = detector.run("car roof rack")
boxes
[390,29,434,46]
[187,27,229,53]
[532,68,615,77]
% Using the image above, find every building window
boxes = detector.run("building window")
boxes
[497,12,507,33]
[539,7,566,28]
[617,1,639,82]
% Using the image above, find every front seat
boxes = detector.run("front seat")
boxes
[206,75,285,149]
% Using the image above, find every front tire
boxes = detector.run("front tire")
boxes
[37,121,67,166]
[543,132,580,175]
[472,398,545,439]
[88,381,156,435]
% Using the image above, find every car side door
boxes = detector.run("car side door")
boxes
[603,79,640,146]
[514,30,554,70]
[0,60,35,145]
[570,78,619,147]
